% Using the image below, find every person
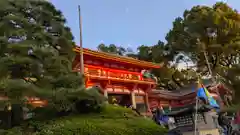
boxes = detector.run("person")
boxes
[152,107,163,125]
[167,116,176,130]
[169,105,172,112]
[218,112,232,135]
[233,111,240,132]
[224,91,233,107]
[160,106,165,114]
[151,108,158,124]
[234,111,240,125]
[159,113,169,128]
[112,97,118,106]
[154,106,168,128]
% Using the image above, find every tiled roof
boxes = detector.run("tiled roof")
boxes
[73,47,162,68]
[150,79,217,97]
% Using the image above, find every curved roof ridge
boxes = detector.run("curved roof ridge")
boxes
[73,47,162,69]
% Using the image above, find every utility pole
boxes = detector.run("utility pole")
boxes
[78,5,85,87]
[202,45,213,80]
[197,39,214,80]
[200,40,223,106]
[78,5,84,75]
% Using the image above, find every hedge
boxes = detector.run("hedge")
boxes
[2,105,167,135]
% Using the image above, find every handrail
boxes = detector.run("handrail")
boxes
[85,64,141,75]
[84,64,155,82]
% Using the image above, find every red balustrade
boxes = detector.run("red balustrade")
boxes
[84,64,155,83]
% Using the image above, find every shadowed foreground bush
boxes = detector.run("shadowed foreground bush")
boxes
[1,105,167,135]
[35,106,167,135]
[37,117,166,135]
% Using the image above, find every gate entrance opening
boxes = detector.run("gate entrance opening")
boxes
[108,94,131,107]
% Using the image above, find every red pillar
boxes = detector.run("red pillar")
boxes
[145,93,150,112]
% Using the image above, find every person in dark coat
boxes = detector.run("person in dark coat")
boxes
[218,112,232,134]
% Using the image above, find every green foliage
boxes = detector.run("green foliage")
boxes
[33,106,59,121]
[70,87,107,114]
[137,40,171,64]
[0,0,83,112]
[2,105,167,135]
[164,2,240,98]
[36,106,167,135]
[99,105,140,118]
[221,104,240,113]
[0,127,23,135]
[97,43,133,56]
[36,117,166,135]
[32,87,107,120]
[166,2,240,74]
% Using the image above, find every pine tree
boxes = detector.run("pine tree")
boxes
[0,0,84,110]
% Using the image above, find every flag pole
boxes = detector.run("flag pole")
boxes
[194,77,201,135]
[194,96,198,135]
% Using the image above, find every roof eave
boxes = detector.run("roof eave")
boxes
[73,47,162,69]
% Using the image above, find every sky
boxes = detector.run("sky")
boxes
[49,0,239,51]
[49,0,239,70]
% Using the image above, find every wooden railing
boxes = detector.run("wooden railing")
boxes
[84,65,156,83]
